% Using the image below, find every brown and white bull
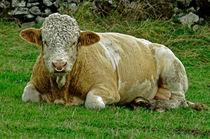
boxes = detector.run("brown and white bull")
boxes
[20,13,206,111]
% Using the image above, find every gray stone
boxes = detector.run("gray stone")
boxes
[177,0,192,8]
[57,7,62,12]
[118,0,130,7]
[71,0,81,3]
[179,12,199,28]
[0,0,10,9]
[27,2,39,7]
[43,8,52,16]
[130,2,137,9]
[54,0,61,8]
[70,3,77,10]
[177,12,184,17]
[95,0,113,4]
[186,7,196,13]
[192,24,199,32]
[29,6,41,15]
[12,0,26,8]
[199,17,204,22]
[198,17,205,24]
[95,0,115,14]
[21,21,35,28]
[43,0,53,7]
[36,16,45,23]
[25,14,35,19]
[28,0,39,2]
[174,7,182,14]
[9,7,29,15]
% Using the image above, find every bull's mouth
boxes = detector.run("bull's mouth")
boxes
[54,68,67,73]
[52,69,68,76]
[54,70,66,73]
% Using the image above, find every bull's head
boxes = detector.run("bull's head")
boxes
[20,13,100,75]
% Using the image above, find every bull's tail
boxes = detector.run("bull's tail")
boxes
[187,101,209,111]
[129,97,209,112]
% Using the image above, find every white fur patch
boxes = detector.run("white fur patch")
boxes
[85,91,105,110]
[99,36,121,71]
[149,44,188,92]
[56,75,66,89]
[22,84,40,102]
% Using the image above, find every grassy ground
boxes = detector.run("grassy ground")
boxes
[0,10,209,138]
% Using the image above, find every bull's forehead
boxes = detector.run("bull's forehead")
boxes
[41,13,79,46]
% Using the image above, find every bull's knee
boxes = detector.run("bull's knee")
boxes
[22,83,41,102]
[85,91,105,110]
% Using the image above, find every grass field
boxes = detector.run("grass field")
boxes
[0,10,209,138]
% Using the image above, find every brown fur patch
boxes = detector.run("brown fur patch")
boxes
[79,31,100,46]
[20,28,42,46]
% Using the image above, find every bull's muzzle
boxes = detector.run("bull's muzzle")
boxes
[52,60,67,73]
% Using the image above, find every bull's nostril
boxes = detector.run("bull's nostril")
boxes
[52,60,67,72]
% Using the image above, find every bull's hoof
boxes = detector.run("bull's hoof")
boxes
[129,97,151,110]
[150,100,170,112]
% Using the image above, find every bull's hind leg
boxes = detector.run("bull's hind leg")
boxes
[22,82,41,102]
[152,57,189,111]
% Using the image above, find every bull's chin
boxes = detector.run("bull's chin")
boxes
[52,70,69,76]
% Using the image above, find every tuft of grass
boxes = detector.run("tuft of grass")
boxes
[0,5,209,138]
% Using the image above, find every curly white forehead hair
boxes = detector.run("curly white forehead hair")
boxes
[41,13,80,46]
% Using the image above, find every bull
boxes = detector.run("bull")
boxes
[20,13,207,111]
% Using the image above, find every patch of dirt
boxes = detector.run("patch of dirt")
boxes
[175,128,210,136]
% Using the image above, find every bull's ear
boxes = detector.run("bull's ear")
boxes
[20,28,42,46]
[79,31,100,46]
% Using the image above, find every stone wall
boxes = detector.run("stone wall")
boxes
[1,0,62,23]
[0,0,209,29]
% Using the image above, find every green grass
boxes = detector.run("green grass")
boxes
[0,11,209,138]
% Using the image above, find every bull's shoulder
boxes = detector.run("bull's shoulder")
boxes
[30,54,51,93]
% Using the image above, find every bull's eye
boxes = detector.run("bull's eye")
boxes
[43,41,48,47]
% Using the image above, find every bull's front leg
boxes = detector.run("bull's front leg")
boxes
[85,86,120,110]
[22,82,41,102]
